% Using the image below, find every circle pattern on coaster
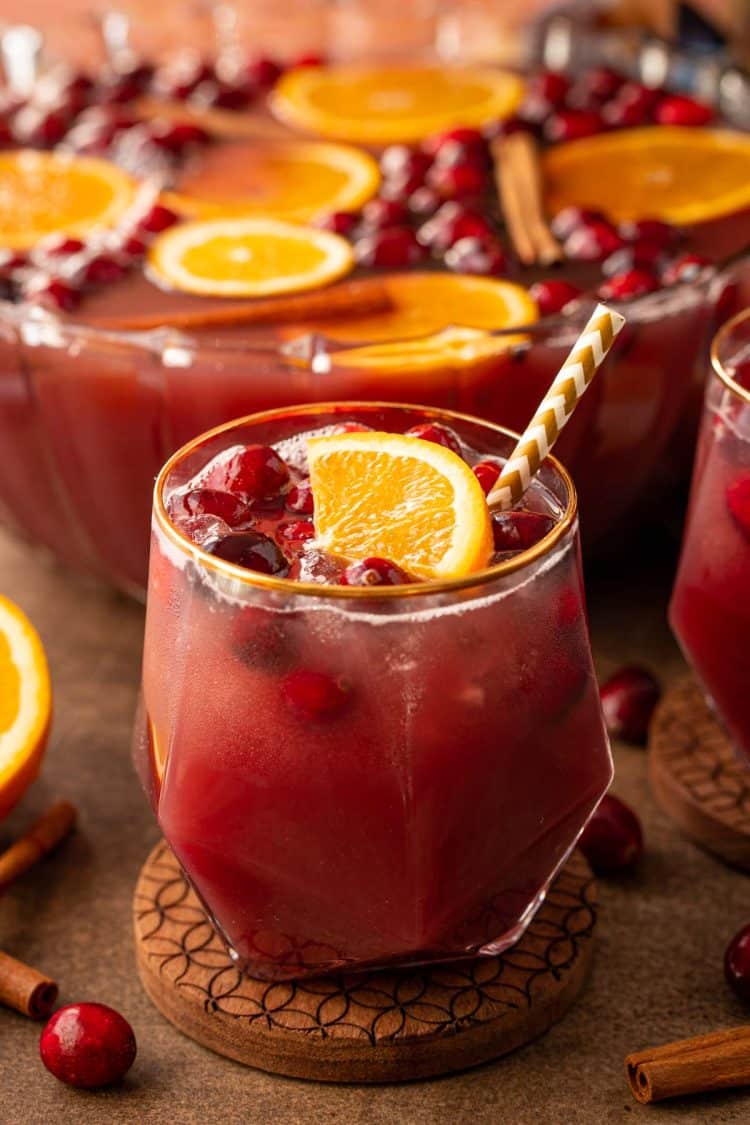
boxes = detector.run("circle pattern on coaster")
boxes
[650,675,750,869]
[133,842,596,1082]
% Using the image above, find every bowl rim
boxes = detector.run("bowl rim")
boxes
[711,306,750,406]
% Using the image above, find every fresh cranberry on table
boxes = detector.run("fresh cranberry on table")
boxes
[653,94,713,126]
[599,665,661,743]
[578,793,643,875]
[286,479,314,515]
[207,444,289,502]
[405,421,462,456]
[417,202,494,252]
[205,529,289,575]
[550,206,606,241]
[245,55,283,90]
[564,220,624,262]
[354,226,426,269]
[23,275,80,312]
[529,279,583,316]
[601,244,664,277]
[427,160,487,201]
[491,510,555,551]
[472,459,501,494]
[527,70,570,108]
[444,235,506,276]
[314,210,359,236]
[341,557,411,586]
[39,1003,136,1089]
[136,204,179,234]
[282,669,350,721]
[598,268,659,302]
[544,109,603,143]
[661,253,711,285]
[361,197,410,229]
[725,923,750,1004]
[727,476,750,540]
[178,488,254,527]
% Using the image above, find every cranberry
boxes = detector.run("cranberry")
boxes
[618,219,679,249]
[276,519,315,544]
[13,106,69,147]
[119,235,148,260]
[341,557,410,586]
[491,510,555,551]
[246,55,283,89]
[598,268,659,302]
[427,161,486,200]
[292,53,326,68]
[148,119,210,152]
[208,444,289,502]
[179,488,253,526]
[354,226,426,269]
[599,665,661,743]
[405,422,462,456]
[615,82,661,113]
[487,114,538,138]
[361,197,409,229]
[529,279,582,316]
[380,146,431,192]
[110,59,155,91]
[205,529,289,575]
[38,236,85,258]
[601,96,651,129]
[661,253,710,285]
[653,94,713,127]
[515,95,554,129]
[544,109,603,143]
[24,275,80,312]
[417,203,494,251]
[573,66,623,103]
[282,669,350,720]
[82,254,127,285]
[156,57,214,101]
[332,421,372,434]
[564,220,624,262]
[314,210,358,236]
[191,79,254,111]
[408,186,441,218]
[556,585,582,628]
[137,204,178,234]
[444,236,507,276]
[472,459,501,494]
[0,249,27,276]
[578,794,643,875]
[550,206,605,241]
[527,70,570,108]
[39,1003,136,1089]
[433,138,488,172]
[725,923,750,1003]
[422,126,486,157]
[727,475,750,540]
[286,479,314,514]
[601,244,664,277]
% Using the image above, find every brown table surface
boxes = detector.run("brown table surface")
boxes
[2,520,750,1125]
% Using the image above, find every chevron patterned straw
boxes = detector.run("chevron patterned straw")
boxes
[486,303,626,512]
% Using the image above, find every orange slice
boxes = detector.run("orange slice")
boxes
[543,127,750,226]
[0,150,137,250]
[147,217,354,297]
[307,431,493,580]
[0,595,52,819]
[271,64,525,145]
[165,138,380,223]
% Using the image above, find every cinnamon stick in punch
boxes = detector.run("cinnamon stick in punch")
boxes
[491,132,562,267]
[626,1026,750,1103]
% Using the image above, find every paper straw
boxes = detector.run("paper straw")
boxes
[486,303,626,512]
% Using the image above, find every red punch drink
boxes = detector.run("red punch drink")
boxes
[135,402,611,979]
[670,310,750,762]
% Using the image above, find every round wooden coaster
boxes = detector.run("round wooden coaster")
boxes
[650,675,750,871]
[133,843,596,1083]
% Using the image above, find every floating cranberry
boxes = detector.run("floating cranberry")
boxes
[515,95,553,129]
[578,793,643,875]
[148,119,210,152]
[331,421,372,434]
[282,669,350,720]
[191,79,255,111]
[209,444,289,502]
[246,55,283,89]
[417,202,493,251]
[119,235,148,260]
[601,244,664,277]
[491,510,555,551]
[527,70,570,108]
[286,479,314,514]
[0,249,27,276]
[427,160,486,200]
[354,226,426,269]
[564,219,624,262]
[598,268,659,302]
[529,279,582,316]
[276,519,315,544]
[472,459,501,494]
[24,275,80,312]
[653,94,713,127]
[601,96,651,129]
[137,204,178,234]
[205,529,289,575]
[292,53,326,68]
[727,475,750,540]
[725,923,750,1004]
[361,197,409,229]
[405,421,462,456]
[599,665,661,743]
[408,186,441,218]
[83,254,128,285]
[179,488,253,527]
[40,1003,136,1089]
[573,66,623,103]
[13,106,69,147]
[550,206,605,241]
[487,114,537,138]
[39,236,85,258]
[444,235,506,276]
[314,210,359,235]
[661,253,710,285]
[380,146,431,192]
[618,219,679,250]
[544,109,603,143]
[422,126,486,157]
[341,557,410,586]
[155,56,214,101]
[433,138,488,173]
[615,82,661,112]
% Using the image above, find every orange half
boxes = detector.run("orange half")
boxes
[271,64,525,145]
[0,150,137,250]
[543,127,750,226]
[0,595,51,819]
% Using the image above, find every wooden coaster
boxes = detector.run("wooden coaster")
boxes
[650,675,750,871]
[133,842,596,1083]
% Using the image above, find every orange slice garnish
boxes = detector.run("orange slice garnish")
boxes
[543,127,750,226]
[147,217,354,297]
[165,138,380,223]
[0,150,137,250]
[307,431,493,580]
[271,64,525,145]
[0,595,51,819]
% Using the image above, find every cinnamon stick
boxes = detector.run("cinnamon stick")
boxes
[626,1026,750,1103]
[491,133,562,267]
[0,799,77,891]
[0,950,58,1019]
[87,278,393,332]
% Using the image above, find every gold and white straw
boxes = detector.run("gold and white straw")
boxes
[486,303,626,512]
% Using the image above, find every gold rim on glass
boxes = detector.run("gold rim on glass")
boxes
[711,307,750,406]
[154,401,578,601]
